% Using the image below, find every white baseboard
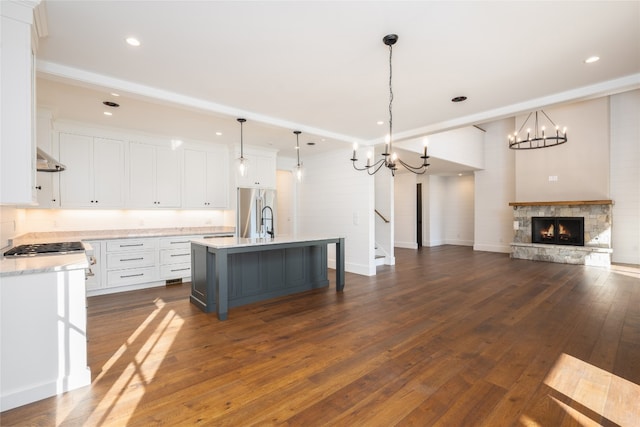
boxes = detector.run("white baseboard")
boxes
[473,243,511,253]
[394,241,418,249]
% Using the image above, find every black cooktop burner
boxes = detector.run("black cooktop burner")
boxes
[4,242,85,257]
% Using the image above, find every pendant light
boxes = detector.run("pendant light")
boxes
[236,118,248,176]
[294,130,303,182]
[351,34,429,176]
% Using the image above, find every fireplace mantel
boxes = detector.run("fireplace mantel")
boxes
[509,200,613,207]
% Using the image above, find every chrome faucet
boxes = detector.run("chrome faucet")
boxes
[261,206,275,238]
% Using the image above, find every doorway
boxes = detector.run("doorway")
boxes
[416,183,422,248]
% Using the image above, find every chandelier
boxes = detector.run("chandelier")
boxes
[351,34,429,176]
[508,110,567,149]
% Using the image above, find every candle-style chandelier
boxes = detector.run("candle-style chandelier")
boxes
[508,110,568,149]
[351,34,429,176]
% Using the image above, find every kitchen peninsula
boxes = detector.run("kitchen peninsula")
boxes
[190,236,345,320]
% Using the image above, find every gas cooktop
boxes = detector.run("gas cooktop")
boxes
[4,242,85,257]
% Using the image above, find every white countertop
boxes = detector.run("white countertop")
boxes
[191,235,343,250]
[1,227,235,277]
[0,253,89,277]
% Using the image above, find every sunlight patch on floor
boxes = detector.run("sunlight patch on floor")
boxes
[81,298,184,426]
[543,353,640,426]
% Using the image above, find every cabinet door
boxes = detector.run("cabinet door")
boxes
[59,133,94,207]
[128,142,156,207]
[93,138,124,207]
[206,150,229,208]
[236,153,276,189]
[35,171,59,208]
[155,146,181,207]
[183,149,208,208]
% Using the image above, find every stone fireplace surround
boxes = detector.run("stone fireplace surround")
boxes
[510,200,613,266]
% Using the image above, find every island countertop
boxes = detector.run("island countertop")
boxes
[190,235,345,250]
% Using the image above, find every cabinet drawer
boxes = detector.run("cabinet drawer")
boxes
[160,262,191,280]
[107,251,155,269]
[106,238,157,252]
[158,236,197,249]
[107,267,157,287]
[160,248,191,264]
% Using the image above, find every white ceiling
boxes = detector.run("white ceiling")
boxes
[35,1,640,165]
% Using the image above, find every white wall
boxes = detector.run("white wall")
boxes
[515,98,610,201]
[474,118,516,253]
[424,175,445,247]
[394,172,417,249]
[610,89,640,264]
[442,175,475,246]
[298,149,375,276]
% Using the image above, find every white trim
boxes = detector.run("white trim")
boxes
[36,60,359,144]
[473,243,511,253]
[394,241,418,249]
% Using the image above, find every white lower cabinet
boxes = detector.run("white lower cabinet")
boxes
[159,236,197,280]
[104,238,158,290]
[86,234,208,296]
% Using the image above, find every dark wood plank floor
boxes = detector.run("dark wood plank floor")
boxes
[2,246,639,426]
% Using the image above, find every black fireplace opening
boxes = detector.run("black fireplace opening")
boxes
[532,217,584,246]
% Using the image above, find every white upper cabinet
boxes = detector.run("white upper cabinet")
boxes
[128,142,181,208]
[183,146,228,208]
[236,148,277,189]
[59,133,125,208]
[0,2,37,204]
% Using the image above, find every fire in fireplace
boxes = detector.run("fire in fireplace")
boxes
[532,217,584,246]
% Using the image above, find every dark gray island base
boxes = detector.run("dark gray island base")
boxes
[190,236,345,320]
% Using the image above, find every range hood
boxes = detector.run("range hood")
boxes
[36,148,66,172]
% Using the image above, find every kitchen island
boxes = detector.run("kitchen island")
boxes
[190,236,345,320]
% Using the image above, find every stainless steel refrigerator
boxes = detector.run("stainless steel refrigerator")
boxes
[237,188,277,238]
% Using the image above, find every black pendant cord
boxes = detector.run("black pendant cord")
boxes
[388,42,393,162]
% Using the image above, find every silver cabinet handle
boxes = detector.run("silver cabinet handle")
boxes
[170,268,190,272]
[120,257,144,262]
[120,273,144,278]
[120,243,144,247]
[170,253,189,257]
[170,241,189,244]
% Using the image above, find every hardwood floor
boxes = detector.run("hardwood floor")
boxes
[2,246,639,426]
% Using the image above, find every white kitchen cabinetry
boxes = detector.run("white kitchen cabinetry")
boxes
[59,133,125,208]
[0,2,37,205]
[183,147,228,208]
[1,267,90,411]
[236,149,277,189]
[128,142,181,208]
[104,238,158,289]
[158,236,196,280]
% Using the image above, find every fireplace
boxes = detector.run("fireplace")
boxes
[532,217,584,246]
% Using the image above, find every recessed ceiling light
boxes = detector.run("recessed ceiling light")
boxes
[215,131,222,136]
[584,56,600,64]
[110,92,120,97]
[377,121,384,125]
[451,96,467,103]
[103,101,120,108]
[103,111,112,116]
[458,173,463,176]
[126,37,141,47]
